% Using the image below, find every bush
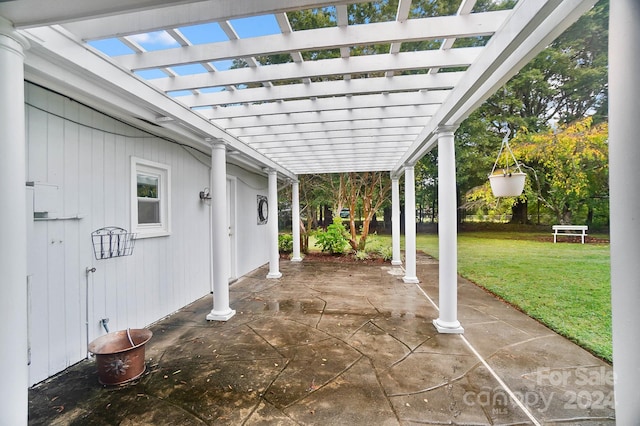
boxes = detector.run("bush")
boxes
[377,246,393,261]
[315,218,349,254]
[362,234,393,261]
[354,250,370,261]
[278,233,293,253]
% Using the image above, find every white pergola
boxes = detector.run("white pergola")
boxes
[0,0,595,177]
[1,0,639,423]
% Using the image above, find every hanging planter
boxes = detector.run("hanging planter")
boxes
[488,127,526,197]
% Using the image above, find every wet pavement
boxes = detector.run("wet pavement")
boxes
[28,253,615,425]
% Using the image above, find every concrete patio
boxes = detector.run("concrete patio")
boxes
[28,253,615,425]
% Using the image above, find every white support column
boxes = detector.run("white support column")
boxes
[266,169,282,278]
[402,165,419,283]
[0,17,29,426]
[433,126,463,334]
[291,179,302,262]
[391,175,402,266]
[206,140,235,321]
[609,1,640,422]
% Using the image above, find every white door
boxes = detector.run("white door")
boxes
[26,185,84,385]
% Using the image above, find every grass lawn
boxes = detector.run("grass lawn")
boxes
[410,231,612,362]
[307,231,612,362]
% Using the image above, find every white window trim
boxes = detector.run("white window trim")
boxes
[131,157,171,238]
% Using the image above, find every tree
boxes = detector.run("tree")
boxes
[455,0,608,223]
[471,0,608,133]
[415,152,438,223]
[297,174,335,253]
[513,118,608,224]
[464,118,608,225]
[343,172,391,251]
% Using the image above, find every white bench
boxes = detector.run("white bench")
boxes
[552,225,588,244]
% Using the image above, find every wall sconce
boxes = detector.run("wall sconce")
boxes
[199,187,211,201]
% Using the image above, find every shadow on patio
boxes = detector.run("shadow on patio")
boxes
[28,253,615,425]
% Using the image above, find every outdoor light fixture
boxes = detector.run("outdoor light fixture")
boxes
[199,187,211,201]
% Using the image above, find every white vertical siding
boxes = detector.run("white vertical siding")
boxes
[25,84,216,385]
[228,164,271,275]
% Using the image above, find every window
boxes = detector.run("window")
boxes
[131,157,171,238]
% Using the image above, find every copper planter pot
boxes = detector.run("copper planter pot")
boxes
[88,329,152,385]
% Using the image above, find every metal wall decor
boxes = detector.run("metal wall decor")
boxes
[257,195,268,225]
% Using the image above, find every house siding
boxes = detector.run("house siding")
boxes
[24,83,270,385]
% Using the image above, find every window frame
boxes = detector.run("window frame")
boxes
[131,157,171,238]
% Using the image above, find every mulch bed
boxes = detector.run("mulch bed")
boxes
[280,251,387,264]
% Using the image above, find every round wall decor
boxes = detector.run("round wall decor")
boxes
[257,195,268,225]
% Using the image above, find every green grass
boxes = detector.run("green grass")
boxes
[305,230,612,362]
[413,231,612,362]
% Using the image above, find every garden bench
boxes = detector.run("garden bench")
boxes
[552,225,588,244]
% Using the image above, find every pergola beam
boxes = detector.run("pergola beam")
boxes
[178,72,462,108]
[252,137,413,151]
[214,105,437,129]
[202,91,449,120]
[227,117,427,137]
[238,127,422,144]
[114,12,509,70]
[152,48,480,93]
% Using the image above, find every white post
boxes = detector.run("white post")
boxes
[609,1,640,421]
[403,166,418,283]
[0,17,29,425]
[206,140,235,321]
[391,175,402,266]
[291,179,302,262]
[266,169,282,278]
[433,126,463,334]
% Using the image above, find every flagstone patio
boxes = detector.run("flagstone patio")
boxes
[28,253,615,425]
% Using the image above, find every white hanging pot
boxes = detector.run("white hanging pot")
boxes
[488,127,526,197]
[489,171,526,197]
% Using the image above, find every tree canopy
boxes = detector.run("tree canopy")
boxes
[423,0,609,226]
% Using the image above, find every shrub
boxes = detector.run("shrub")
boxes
[363,234,380,253]
[315,218,349,254]
[377,246,393,261]
[278,233,293,253]
[354,250,370,261]
[360,234,393,261]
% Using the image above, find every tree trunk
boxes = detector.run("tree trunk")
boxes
[383,206,391,231]
[348,197,358,251]
[510,199,528,224]
[299,220,309,254]
[325,205,333,226]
